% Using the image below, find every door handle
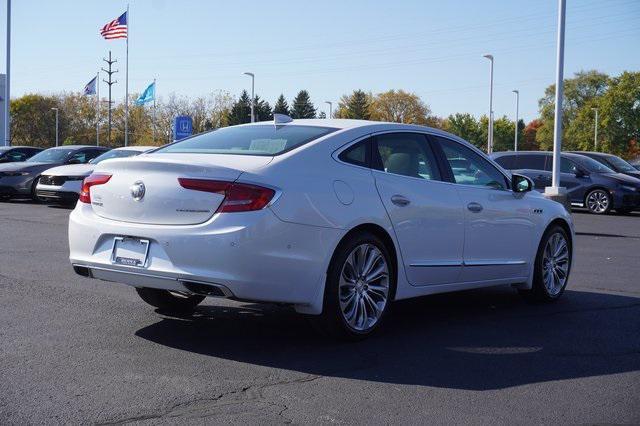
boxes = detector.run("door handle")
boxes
[391,195,411,207]
[467,202,483,213]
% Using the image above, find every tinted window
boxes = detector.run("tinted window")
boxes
[374,133,440,180]
[519,154,548,171]
[494,154,517,169]
[573,156,614,173]
[69,151,90,164]
[156,125,337,156]
[6,151,27,161]
[339,140,368,167]
[603,155,636,173]
[561,157,578,174]
[437,137,507,190]
[90,149,142,164]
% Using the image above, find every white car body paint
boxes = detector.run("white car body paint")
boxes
[68,120,574,315]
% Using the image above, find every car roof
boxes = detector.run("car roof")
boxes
[45,145,109,150]
[492,151,586,160]
[112,146,156,151]
[0,145,44,150]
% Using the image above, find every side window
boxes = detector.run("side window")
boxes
[86,149,106,162]
[69,151,88,164]
[436,137,508,190]
[494,155,516,169]
[520,154,547,171]
[374,133,440,180]
[561,157,578,174]
[338,139,368,167]
[7,151,27,161]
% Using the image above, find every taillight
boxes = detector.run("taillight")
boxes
[79,173,112,204]
[178,178,275,213]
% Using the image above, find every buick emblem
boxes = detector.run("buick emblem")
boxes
[130,181,146,201]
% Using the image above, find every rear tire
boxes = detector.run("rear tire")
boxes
[585,189,611,214]
[135,287,205,313]
[519,225,572,303]
[311,231,395,340]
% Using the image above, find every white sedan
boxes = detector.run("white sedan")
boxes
[36,146,156,204]
[69,118,574,339]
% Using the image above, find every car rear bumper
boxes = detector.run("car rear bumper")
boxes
[68,203,342,314]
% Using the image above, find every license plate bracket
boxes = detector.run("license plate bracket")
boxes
[111,237,150,268]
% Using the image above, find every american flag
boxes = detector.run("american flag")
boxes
[100,12,127,40]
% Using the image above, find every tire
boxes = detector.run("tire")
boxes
[135,287,205,313]
[30,178,40,202]
[585,189,611,214]
[519,225,572,303]
[311,231,396,340]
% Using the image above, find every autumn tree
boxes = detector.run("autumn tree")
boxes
[369,90,430,124]
[9,94,59,147]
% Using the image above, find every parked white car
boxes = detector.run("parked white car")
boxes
[69,119,574,339]
[37,146,156,204]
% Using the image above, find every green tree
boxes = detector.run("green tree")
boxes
[336,89,371,119]
[443,113,483,149]
[290,90,316,119]
[253,95,273,122]
[598,71,640,158]
[9,94,59,147]
[369,90,430,124]
[227,90,252,125]
[273,94,290,115]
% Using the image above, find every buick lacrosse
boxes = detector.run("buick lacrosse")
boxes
[69,117,574,339]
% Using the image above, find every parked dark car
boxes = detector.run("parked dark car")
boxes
[630,158,640,171]
[0,145,109,200]
[491,151,640,214]
[0,146,43,163]
[568,151,640,180]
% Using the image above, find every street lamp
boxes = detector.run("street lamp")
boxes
[512,90,519,152]
[325,101,333,118]
[591,107,599,150]
[243,72,255,123]
[51,108,59,147]
[483,54,494,154]
[4,0,11,146]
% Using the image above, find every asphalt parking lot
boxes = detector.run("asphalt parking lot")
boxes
[1,201,639,424]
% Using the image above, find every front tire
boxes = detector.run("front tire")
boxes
[520,225,572,302]
[312,232,395,340]
[135,287,205,313]
[585,189,611,214]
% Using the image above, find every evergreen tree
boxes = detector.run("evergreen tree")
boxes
[227,90,251,125]
[273,94,290,115]
[290,90,316,119]
[253,96,273,122]
[341,90,371,119]
[318,111,327,119]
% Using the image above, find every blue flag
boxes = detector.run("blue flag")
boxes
[83,76,97,95]
[135,82,155,105]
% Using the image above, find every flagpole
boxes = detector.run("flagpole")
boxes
[124,3,129,147]
[153,78,156,143]
[96,71,100,146]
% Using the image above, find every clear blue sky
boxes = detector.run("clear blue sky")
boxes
[2,0,639,121]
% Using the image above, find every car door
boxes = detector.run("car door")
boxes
[372,132,464,286]
[559,156,587,204]
[432,136,535,283]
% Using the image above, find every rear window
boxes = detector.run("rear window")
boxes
[519,154,548,171]
[156,125,338,156]
[494,155,517,169]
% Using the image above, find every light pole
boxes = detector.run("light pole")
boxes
[591,107,599,150]
[483,54,494,154]
[51,108,59,147]
[4,0,11,146]
[544,0,567,206]
[325,101,333,118]
[512,90,519,151]
[243,72,255,123]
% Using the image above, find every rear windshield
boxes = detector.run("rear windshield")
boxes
[90,149,142,164]
[602,155,636,173]
[155,125,338,156]
[27,148,75,163]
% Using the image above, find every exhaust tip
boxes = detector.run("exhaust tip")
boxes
[181,281,231,298]
[73,265,91,278]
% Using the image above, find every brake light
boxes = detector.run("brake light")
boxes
[178,178,275,213]
[79,173,112,203]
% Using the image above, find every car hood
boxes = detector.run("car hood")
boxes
[0,162,63,174]
[604,172,640,186]
[40,163,94,177]
[621,170,640,180]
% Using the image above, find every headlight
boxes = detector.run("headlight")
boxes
[619,184,638,192]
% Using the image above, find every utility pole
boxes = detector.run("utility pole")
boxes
[101,51,118,146]
[243,72,255,123]
[512,90,519,151]
[592,108,599,150]
[4,0,11,146]
[51,108,59,147]
[325,101,333,118]
[483,54,494,154]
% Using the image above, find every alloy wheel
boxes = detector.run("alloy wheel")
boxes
[542,232,570,296]
[338,243,389,332]
[586,190,609,214]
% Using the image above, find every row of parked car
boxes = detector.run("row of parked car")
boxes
[0,145,155,204]
[1,143,640,215]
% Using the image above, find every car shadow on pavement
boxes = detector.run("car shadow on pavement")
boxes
[135,287,640,391]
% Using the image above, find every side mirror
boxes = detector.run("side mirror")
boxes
[512,174,533,193]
